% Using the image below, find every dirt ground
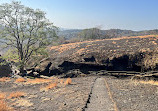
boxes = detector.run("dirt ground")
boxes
[1,75,158,111]
[0,76,96,111]
[105,76,158,111]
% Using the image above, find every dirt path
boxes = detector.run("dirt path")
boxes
[84,78,117,111]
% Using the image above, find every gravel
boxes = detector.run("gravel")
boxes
[105,76,158,111]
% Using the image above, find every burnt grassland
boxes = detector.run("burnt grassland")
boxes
[26,35,158,77]
[0,76,96,111]
[1,35,158,110]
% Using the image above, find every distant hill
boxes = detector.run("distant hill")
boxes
[58,29,82,39]
[58,28,158,39]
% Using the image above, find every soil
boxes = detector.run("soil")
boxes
[0,76,97,111]
[1,75,158,111]
[105,76,158,111]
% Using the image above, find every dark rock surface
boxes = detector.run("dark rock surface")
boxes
[0,76,97,111]
[0,58,12,77]
[27,35,158,76]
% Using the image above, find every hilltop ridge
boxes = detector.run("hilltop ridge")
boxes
[58,28,158,39]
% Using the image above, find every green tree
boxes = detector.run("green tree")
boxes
[0,1,58,73]
[78,27,102,40]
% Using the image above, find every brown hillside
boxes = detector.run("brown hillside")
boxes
[27,35,158,76]
[49,35,158,63]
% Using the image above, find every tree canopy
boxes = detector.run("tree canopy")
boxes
[0,1,58,73]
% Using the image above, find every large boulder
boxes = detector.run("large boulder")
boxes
[0,57,12,77]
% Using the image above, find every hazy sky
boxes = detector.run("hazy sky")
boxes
[0,0,158,31]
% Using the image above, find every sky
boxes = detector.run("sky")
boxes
[0,0,158,31]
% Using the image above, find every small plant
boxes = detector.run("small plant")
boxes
[15,78,26,83]
[8,91,26,99]
[64,78,72,85]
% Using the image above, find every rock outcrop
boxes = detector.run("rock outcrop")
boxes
[0,57,12,77]
[27,35,158,76]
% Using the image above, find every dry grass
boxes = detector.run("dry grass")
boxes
[109,35,158,41]
[13,99,33,107]
[40,83,57,91]
[112,41,116,44]
[0,77,10,82]
[64,78,72,85]
[26,78,51,84]
[50,35,158,53]
[143,51,158,70]
[15,78,26,83]
[50,39,101,52]
[0,92,6,100]
[8,91,26,99]
[152,41,157,45]
[0,100,13,111]
[60,79,64,84]
[135,80,158,86]
[76,48,86,55]
[45,83,57,89]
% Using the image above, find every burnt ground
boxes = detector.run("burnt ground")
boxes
[1,75,158,111]
[0,76,96,111]
[105,76,158,111]
[26,35,158,77]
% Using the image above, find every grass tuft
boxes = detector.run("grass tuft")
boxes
[40,82,57,91]
[15,78,26,83]
[0,77,10,82]
[45,83,57,89]
[64,78,72,85]
[8,91,26,99]
[138,80,158,86]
